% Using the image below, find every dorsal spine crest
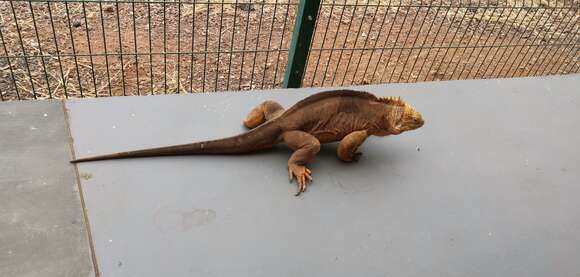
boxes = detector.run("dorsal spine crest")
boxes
[379,96,406,107]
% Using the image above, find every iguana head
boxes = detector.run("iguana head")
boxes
[378,96,424,135]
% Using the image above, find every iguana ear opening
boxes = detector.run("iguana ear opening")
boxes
[382,106,405,134]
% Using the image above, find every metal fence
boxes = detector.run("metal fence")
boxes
[0,0,578,101]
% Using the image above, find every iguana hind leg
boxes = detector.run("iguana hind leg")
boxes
[337,130,369,162]
[243,100,285,129]
[282,131,320,196]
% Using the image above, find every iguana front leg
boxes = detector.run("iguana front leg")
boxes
[282,131,321,196]
[337,130,369,162]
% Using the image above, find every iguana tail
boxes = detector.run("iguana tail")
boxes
[70,122,281,163]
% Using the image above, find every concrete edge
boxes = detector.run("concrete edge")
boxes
[61,100,101,277]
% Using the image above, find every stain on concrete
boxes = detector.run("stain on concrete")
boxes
[179,209,217,230]
[80,172,93,180]
[153,206,216,233]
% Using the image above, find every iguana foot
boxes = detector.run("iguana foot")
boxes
[337,130,369,162]
[351,151,362,162]
[288,164,312,196]
[339,151,363,163]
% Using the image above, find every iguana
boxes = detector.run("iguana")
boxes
[71,90,424,195]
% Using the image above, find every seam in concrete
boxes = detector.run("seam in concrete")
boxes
[61,99,101,277]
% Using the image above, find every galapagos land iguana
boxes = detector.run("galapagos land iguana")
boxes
[71,90,425,196]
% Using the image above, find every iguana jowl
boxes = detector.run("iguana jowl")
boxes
[71,90,424,195]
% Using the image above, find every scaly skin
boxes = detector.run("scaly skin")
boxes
[71,90,425,196]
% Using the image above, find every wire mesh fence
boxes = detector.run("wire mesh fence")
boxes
[0,0,298,100]
[0,0,578,101]
[303,0,579,87]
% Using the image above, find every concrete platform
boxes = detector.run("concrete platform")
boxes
[1,74,579,277]
[64,75,579,277]
[0,100,94,277]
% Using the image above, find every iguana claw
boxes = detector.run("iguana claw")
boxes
[351,152,363,162]
[288,165,312,196]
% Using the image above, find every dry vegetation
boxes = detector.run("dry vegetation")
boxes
[0,0,578,100]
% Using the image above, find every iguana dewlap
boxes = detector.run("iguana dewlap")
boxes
[71,90,424,196]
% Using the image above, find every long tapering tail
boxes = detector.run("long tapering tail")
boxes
[70,123,281,163]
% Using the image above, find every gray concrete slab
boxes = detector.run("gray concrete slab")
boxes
[66,74,580,277]
[0,100,95,277]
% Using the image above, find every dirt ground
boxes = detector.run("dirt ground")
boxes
[0,0,578,100]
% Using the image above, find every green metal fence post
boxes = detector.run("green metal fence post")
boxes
[283,0,321,88]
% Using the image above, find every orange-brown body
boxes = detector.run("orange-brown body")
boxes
[71,90,424,196]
